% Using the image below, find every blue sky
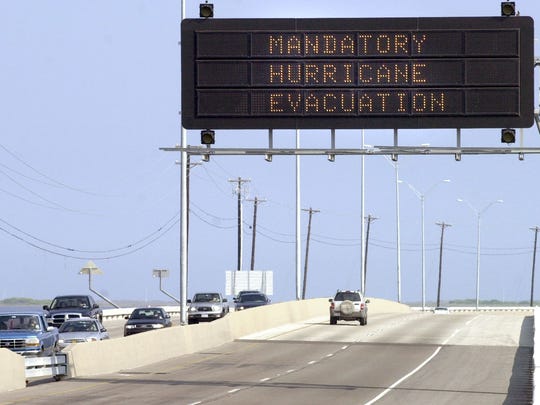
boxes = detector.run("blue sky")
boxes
[1,0,540,305]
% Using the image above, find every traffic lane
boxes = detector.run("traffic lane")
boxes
[264,312,531,348]
[252,311,475,345]
[374,345,532,405]
[0,340,442,405]
[2,314,470,404]
[101,315,181,340]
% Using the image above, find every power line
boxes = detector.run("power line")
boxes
[0,217,179,260]
[0,213,180,255]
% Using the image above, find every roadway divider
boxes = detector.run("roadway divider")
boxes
[0,349,25,391]
[24,353,67,381]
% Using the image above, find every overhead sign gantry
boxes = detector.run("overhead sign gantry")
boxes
[181,17,534,130]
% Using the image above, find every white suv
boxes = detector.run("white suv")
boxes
[329,290,369,325]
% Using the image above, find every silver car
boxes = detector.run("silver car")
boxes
[57,317,109,349]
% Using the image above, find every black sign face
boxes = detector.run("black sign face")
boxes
[181,17,534,129]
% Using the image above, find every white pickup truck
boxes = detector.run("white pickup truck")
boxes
[187,292,229,324]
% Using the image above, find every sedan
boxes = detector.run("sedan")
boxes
[235,293,271,311]
[57,317,109,350]
[124,307,172,337]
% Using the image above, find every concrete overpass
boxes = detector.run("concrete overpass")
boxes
[0,298,535,403]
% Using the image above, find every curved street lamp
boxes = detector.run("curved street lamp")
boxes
[403,179,450,311]
[457,198,504,310]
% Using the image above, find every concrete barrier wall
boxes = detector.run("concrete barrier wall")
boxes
[0,348,26,392]
[68,298,329,377]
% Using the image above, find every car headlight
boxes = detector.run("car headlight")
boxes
[25,337,40,347]
[151,324,165,329]
[125,325,137,329]
[237,306,244,311]
[188,307,197,312]
[86,337,98,342]
[58,339,65,345]
[211,305,221,311]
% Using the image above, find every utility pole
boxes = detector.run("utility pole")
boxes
[364,214,378,295]
[228,177,250,271]
[301,207,319,299]
[530,226,540,306]
[247,197,266,271]
[436,221,451,307]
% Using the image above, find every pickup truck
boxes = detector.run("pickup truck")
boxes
[43,294,103,328]
[0,312,59,356]
[187,292,229,324]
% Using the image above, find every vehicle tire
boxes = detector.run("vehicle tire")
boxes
[98,314,103,323]
[330,316,337,325]
[340,300,354,315]
[359,316,367,326]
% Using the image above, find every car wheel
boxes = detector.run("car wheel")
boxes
[330,316,337,325]
[359,316,367,326]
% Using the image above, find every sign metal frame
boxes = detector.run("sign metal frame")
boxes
[181,17,534,130]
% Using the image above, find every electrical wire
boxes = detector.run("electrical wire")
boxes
[0,213,180,254]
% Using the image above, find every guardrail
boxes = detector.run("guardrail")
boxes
[25,353,67,381]
[411,306,535,312]
[102,306,181,320]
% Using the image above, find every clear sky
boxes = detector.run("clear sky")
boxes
[1,0,540,306]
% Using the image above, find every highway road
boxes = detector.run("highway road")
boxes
[0,311,532,404]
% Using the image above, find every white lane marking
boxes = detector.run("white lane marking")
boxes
[259,377,270,382]
[286,369,296,373]
[466,315,480,326]
[364,346,442,405]
[228,388,241,394]
[326,353,334,358]
[442,329,460,345]
[341,345,349,350]
[187,402,202,405]
[308,360,317,365]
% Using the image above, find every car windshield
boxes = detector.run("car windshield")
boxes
[51,297,89,309]
[241,294,266,302]
[194,294,220,303]
[335,292,361,301]
[59,320,98,333]
[131,309,163,319]
[0,315,40,331]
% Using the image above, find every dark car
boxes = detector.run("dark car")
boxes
[124,307,172,337]
[43,295,103,328]
[233,290,260,303]
[235,293,271,311]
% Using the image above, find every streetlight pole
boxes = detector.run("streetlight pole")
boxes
[384,156,402,303]
[404,179,450,311]
[530,226,540,307]
[457,198,503,310]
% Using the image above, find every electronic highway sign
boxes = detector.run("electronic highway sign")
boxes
[181,17,534,129]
